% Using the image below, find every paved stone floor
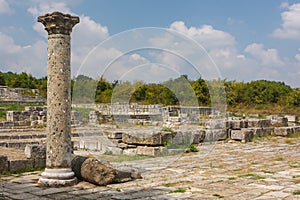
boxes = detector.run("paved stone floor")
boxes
[1,136,300,199]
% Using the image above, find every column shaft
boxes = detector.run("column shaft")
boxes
[46,34,72,168]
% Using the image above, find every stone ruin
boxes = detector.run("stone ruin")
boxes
[1,106,83,128]
[86,103,215,126]
[74,113,300,157]
[0,85,45,104]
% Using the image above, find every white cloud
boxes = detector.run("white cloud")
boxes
[244,43,284,66]
[0,0,12,14]
[170,21,236,49]
[0,32,47,76]
[272,3,300,39]
[295,49,300,62]
[72,15,109,47]
[27,2,70,16]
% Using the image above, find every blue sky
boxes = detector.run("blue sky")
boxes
[0,0,300,87]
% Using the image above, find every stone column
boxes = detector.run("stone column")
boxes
[37,12,79,187]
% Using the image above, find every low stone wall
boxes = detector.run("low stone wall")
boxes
[1,106,82,128]
[0,144,46,174]
[0,86,46,104]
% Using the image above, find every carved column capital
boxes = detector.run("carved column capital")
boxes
[38,11,79,35]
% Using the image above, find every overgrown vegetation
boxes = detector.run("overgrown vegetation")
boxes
[0,103,44,121]
[293,190,300,195]
[213,194,224,198]
[238,173,265,180]
[2,71,300,115]
[169,188,187,193]
[0,167,44,175]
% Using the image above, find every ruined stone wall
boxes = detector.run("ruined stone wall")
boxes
[87,103,215,125]
[2,106,82,128]
[0,86,46,104]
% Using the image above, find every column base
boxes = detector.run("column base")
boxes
[38,168,77,187]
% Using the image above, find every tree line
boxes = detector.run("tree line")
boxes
[1,71,300,113]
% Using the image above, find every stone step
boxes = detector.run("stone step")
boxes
[0,140,43,149]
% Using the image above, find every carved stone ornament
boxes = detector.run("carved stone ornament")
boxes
[38,11,79,35]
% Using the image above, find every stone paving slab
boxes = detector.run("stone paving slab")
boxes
[1,136,300,199]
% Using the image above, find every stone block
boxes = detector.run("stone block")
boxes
[104,131,123,139]
[24,144,46,159]
[105,146,123,155]
[268,115,288,127]
[251,128,263,137]
[83,141,102,151]
[204,129,228,142]
[247,119,270,128]
[172,130,205,145]
[229,120,248,129]
[274,127,294,137]
[34,158,46,168]
[122,131,172,146]
[136,146,167,156]
[293,126,300,133]
[0,155,8,173]
[263,127,274,136]
[230,129,254,142]
[284,115,298,122]
[9,159,34,172]
[205,119,226,129]
[72,141,79,150]
[252,127,273,137]
[117,143,128,149]
[123,148,137,156]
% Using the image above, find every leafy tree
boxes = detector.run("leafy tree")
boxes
[287,89,300,107]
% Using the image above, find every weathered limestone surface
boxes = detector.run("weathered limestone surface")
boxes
[71,155,141,186]
[0,155,8,173]
[122,146,168,156]
[267,115,288,127]
[24,144,46,168]
[204,129,227,142]
[0,86,45,104]
[274,127,294,136]
[173,130,205,144]
[38,11,79,187]
[247,119,271,128]
[122,131,172,146]
[230,129,254,142]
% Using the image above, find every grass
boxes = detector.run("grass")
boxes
[293,190,300,195]
[238,173,265,180]
[275,157,284,161]
[94,154,154,162]
[0,103,45,120]
[213,194,224,198]
[189,144,199,152]
[289,132,300,138]
[289,162,300,168]
[0,167,44,175]
[169,188,186,193]
[284,139,296,144]
[228,177,236,180]
[165,182,177,187]
[261,170,274,174]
